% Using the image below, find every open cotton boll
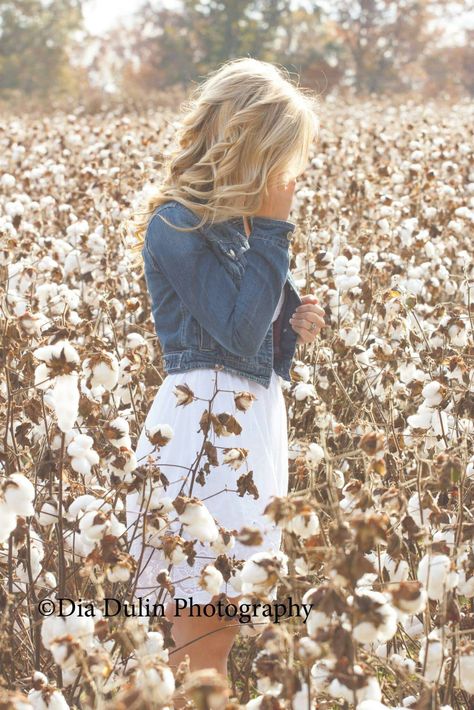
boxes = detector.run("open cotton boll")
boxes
[36,501,58,527]
[79,510,110,542]
[82,353,119,391]
[357,702,391,710]
[50,374,80,432]
[28,672,70,710]
[135,664,175,705]
[209,528,235,554]
[146,424,174,447]
[136,630,168,664]
[351,589,398,644]
[293,382,317,401]
[2,473,35,516]
[175,498,219,543]
[419,629,447,683]
[64,494,97,522]
[199,565,223,596]
[292,363,311,382]
[104,416,131,449]
[0,502,20,543]
[422,381,444,406]
[382,553,410,583]
[306,442,325,466]
[456,648,474,695]
[417,553,458,601]
[240,550,289,595]
[329,670,381,704]
[311,659,334,693]
[67,434,99,475]
[285,510,320,539]
[390,581,428,616]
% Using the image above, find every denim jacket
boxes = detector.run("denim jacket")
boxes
[142,199,303,389]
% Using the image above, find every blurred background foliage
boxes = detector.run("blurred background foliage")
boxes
[0,0,473,111]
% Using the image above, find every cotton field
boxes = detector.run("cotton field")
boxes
[1,95,473,709]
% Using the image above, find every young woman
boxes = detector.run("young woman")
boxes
[125,57,325,691]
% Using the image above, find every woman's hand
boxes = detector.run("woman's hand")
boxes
[290,295,326,345]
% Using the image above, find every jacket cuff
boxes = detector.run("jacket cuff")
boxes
[249,216,296,245]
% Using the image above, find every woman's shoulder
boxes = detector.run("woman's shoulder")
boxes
[150,199,204,229]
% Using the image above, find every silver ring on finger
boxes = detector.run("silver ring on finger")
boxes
[309,321,317,332]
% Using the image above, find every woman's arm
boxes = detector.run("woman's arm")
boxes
[144,203,295,357]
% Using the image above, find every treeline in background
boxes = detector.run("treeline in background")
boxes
[0,0,473,111]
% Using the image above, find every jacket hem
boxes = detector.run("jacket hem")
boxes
[162,351,277,389]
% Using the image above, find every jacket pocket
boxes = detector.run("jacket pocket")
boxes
[199,323,215,351]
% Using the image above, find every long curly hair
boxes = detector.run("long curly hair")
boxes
[128,57,320,254]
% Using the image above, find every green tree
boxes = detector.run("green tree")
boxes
[0,0,83,95]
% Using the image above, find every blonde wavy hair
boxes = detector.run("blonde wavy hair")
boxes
[129,57,319,254]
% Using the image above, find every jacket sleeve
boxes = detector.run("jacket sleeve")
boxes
[143,203,295,357]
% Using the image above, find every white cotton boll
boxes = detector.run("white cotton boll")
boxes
[422,381,443,406]
[407,407,433,430]
[64,612,95,646]
[0,501,18,542]
[382,554,409,583]
[106,416,131,448]
[37,501,58,526]
[311,659,334,692]
[200,565,223,596]
[79,510,108,542]
[431,409,449,438]
[329,673,381,704]
[306,442,324,466]
[3,473,35,516]
[51,374,79,432]
[407,492,429,528]
[228,566,243,594]
[256,676,283,696]
[357,702,391,710]
[240,550,288,595]
[297,636,323,662]
[67,434,100,475]
[109,513,126,538]
[65,495,97,522]
[83,354,119,391]
[417,553,458,601]
[41,615,67,651]
[138,631,168,663]
[135,665,175,704]
[286,511,320,539]
[1,173,16,188]
[210,529,235,554]
[293,382,317,401]
[351,589,398,644]
[340,326,360,346]
[34,363,52,391]
[456,652,474,694]
[107,564,131,583]
[293,364,311,382]
[419,630,446,683]
[433,528,456,550]
[390,653,416,675]
[178,501,219,543]
[29,686,70,710]
[305,609,331,637]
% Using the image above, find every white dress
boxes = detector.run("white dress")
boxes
[126,288,288,605]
